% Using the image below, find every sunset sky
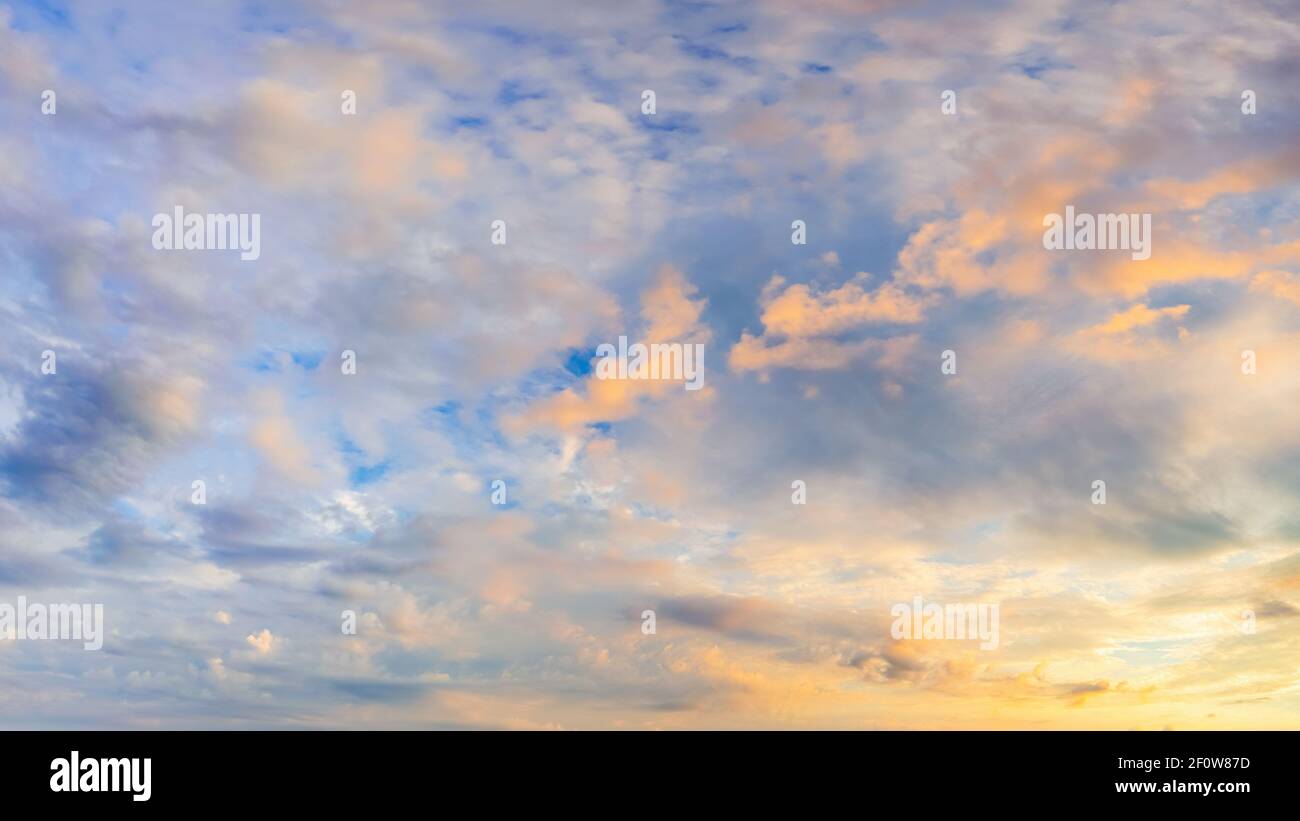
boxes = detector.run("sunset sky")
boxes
[1,0,1299,729]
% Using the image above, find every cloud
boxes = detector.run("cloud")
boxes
[1083,303,1191,336]
[504,264,711,435]
[729,272,925,375]
[1,0,1298,731]
[0,362,204,516]
[248,391,324,486]
[245,629,276,656]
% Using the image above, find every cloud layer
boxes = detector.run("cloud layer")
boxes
[0,0,1298,729]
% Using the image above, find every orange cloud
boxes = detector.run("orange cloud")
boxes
[758,274,926,336]
[1146,146,1300,210]
[728,272,926,374]
[504,265,710,435]
[1083,303,1190,336]
[1251,269,1300,306]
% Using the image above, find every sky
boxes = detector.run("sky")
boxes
[1,0,1298,729]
